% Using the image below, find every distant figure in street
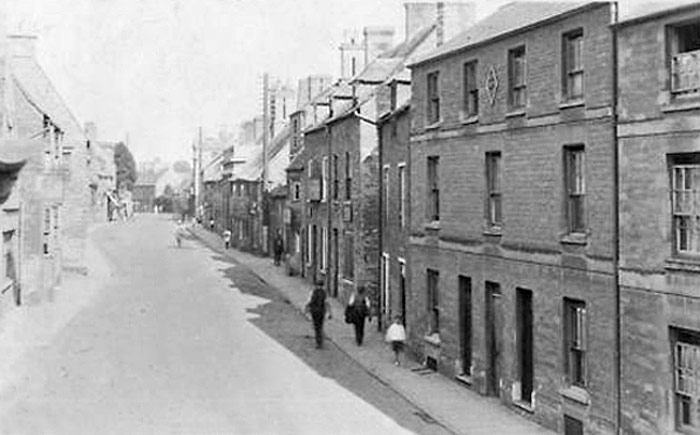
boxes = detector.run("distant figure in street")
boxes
[346,286,371,346]
[385,315,407,366]
[209,218,215,231]
[304,281,332,349]
[175,224,185,248]
[273,231,284,266]
[223,229,232,249]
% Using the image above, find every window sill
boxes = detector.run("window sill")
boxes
[483,226,502,237]
[455,374,472,386]
[505,109,526,118]
[513,400,535,414]
[560,386,590,406]
[425,121,443,131]
[460,115,479,125]
[559,99,585,110]
[560,233,588,246]
[665,257,700,274]
[423,333,441,346]
[661,98,700,113]
[424,221,441,231]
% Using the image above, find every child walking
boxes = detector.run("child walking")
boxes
[385,315,407,366]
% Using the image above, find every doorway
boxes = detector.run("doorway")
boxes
[516,288,533,403]
[485,281,501,396]
[332,228,339,297]
[459,276,472,377]
[399,259,406,326]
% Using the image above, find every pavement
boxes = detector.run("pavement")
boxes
[189,224,556,435]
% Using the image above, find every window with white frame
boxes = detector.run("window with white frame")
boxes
[427,71,440,124]
[564,298,586,387]
[486,152,502,228]
[508,46,527,109]
[383,165,390,227]
[671,154,700,255]
[307,224,313,265]
[427,156,439,222]
[463,60,479,117]
[321,227,328,271]
[565,146,586,234]
[398,163,406,228]
[293,182,301,201]
[562,29,584,100]
[674,328,700,431]
[321,156,328,202]
[382,252,390,317]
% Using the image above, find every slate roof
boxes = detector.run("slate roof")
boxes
[410,2,593,67]
[10,56,85,140]
[234,124,292,185]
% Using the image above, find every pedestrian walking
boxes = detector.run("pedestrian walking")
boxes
[209,218,215,231]
[223,229,232,249]
[304,281,332,349]
[385,315,407,366]
[345,286,371,346]
[273,231,284,266]
[174,224,185,248]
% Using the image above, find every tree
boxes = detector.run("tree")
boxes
[114,141,137,190]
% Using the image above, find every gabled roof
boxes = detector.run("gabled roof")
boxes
[10,56,85,139]
[410,2,595,67]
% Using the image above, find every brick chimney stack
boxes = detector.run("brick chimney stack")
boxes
[404,2,476,45]
[6,35,38,58]
[363,26,395,64]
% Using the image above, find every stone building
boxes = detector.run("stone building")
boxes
[296,2,476,314]
[377,79,411,326]
[615,3,700,434]
[408,3,617,433]
[6,34,72,298]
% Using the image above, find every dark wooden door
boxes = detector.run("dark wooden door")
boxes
[459,276,472,376]
[485,281,501,396]
[332,229,339,297]
[517,289,533,403]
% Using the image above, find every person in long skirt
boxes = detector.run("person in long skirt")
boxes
[385,315,407,365]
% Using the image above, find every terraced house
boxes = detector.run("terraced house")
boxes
[408,3,617,433]
[616,3,700,434]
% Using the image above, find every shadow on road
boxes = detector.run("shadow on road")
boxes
[204,253,452,435]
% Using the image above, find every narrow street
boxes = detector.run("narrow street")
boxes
[0,215,452,435]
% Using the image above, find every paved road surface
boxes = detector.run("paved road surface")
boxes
[0,215,452,435]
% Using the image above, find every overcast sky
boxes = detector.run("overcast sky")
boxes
[6,0,646,163]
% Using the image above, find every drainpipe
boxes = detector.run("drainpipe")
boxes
[611,2,622,434]
[377,116,384,332]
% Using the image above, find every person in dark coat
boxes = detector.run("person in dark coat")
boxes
[273,231,284,266]
[304,281,332,349]
[347,285,371,346]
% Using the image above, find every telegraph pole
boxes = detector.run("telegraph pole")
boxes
[262,73,269,191]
